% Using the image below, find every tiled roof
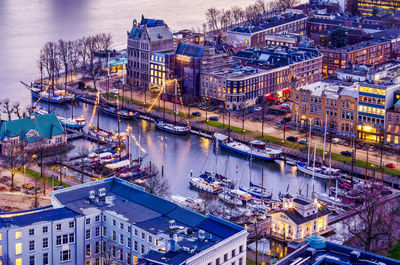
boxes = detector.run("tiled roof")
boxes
[0,113,64,143]
[229,14,307,35]
[140,15,165,28]
[147,26,173,42]
[0,207,80,228]
[282,206,330,225]
[176,43,204,58]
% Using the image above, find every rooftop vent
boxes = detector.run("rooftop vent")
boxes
[305,247,316,258]
[169,220,176,230]
[99,188,106,199]
[170,233,180,252]
[89,190,95,201]
[350,250,361,262]
[198,230,206,241]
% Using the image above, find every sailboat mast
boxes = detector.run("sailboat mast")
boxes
[323,114,327,162]
[261,166,264,204]
[249,142,253,188]
[328,151,332,196]
[71,98,74,119]
[174,80,177,125]
[97,87,100,130]
[307,118,312,165]
[312,143,316,196]
[215,139,219,175]
[138,127,141,163]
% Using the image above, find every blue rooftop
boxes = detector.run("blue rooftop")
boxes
[0,207,80,228]
[176,43,204,58]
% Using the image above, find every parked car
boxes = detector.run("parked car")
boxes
[53,186,64,190]
[343,142,350,147]
[248,108,255,113]
[284,125,291,131]
[385,163,395,168]
[209,116,219,121]
[192,111,201,117]
[255,107,262,111]
[341,151,352,157]
[286,136,298,142]
[298,140,307,145]
[331,138,341,144]
[110,89,119,95]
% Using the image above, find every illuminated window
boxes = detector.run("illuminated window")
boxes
[15,243,22,255]
[15,259,22,265]
[15,231,21,239]
[318,218,324,229]
[0,232,2,240]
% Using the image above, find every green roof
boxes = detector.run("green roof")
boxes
[395,99,400,106]
[0,113,65,143]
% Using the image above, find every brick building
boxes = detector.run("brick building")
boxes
[385,91,400,145]
[319,40,391,76]
[290,81,358,138]
[127,16,173,89]
[226,13,308,48]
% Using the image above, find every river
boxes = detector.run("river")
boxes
[0,0,324,198]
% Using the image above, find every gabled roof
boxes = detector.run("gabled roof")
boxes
[176,43,204,58]
[0,113,64,143]
[280,206,330,225]
[140,15,166,28]
[147,26,173,42]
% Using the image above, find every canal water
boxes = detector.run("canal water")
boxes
[0,0,323,199]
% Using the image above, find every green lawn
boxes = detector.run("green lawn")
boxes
[25,168,69,188]
[246,259,259,265]
[203,120,251,134]
[388,241,400,260]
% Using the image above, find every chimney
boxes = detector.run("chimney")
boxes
[198,230,206,241]
[170,233,180,252]
[89,190,95,201]
[169,220,176,230]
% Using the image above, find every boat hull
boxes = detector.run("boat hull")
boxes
[99,107,136,120]
[218,141,278,161]
[296,164,338,180]
[239,187,272,200]
[31,90,67,104]
[155,122,190,135]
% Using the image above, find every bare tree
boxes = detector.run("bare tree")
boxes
[231,6,243,26]
[2,99,14,121]
[145,163,170,198]
[57,39,70,89]
[31,138,50,196]
[39,41,56,79]
[206,8,221,31]
[86,36,103,90]
[343,182,400,252]
[68,40,80,77]
[98,33,113,62]
[95,238,123,265]
[245,4,260,23]
[255,0,267,13]
[220,9,233,30]
[13,102,25,119]
[2,140,23,191]
[271,0,298,10]
[55,144,69,186]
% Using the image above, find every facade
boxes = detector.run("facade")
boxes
[173,30,204,49]
[0,178,247,265]
[127,16,173,89]
[201,65,268,110]
[149,51,170,91]
[269,195,330,241]
[319,40,391,76]
[290,81,359,138]
[385,92,400,145]
[0,113,66,155]
[336,62,400,142]
[234,46,323,93]
[264,33,301,47]
[226,13,308,48]
[358,0,400,16]
[275,235,400,265]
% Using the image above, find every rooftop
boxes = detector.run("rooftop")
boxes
[320,39,390,53]
[204,65,267,79]
[276,238,400,265]
[234,46,321,69]
[51,178,244,261]
[176,43,204,58]
[0,112,65,143]
[296,81,358,99]
[228,13,307,35]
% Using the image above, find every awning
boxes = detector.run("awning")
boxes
[266,95,279,100]
[283,89,291,94]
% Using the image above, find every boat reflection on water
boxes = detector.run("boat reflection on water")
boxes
[247,238,287,259]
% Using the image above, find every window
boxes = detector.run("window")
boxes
[239,258,243,265]
[112,246,116,258]
[86,244,91,257]
[239,245,244,253]
[141,244,145,254]
[112,231,117,241]
[232,249,236,257]
[86,218,91,225]
[95,215,100,222]
[56,236,61,246]
[29,240,35,251]
[29,255,35,265]
[134,241,138,251]
[112,220,116,226]
[86,229,91,240]
[148,235,152,243]
[216,258,220,265]
[128,226,132,233]
[43,238,48,249]
[15,243,22,255]
[120,234,124,245]
[224,253,228,262]
[16,258,22,265]
[95,241,100,254]
[60,250,71,262]
[119,249,123,261]
[103,215,107,222]
[69,233,75,243]
[56,224,61,231]
[102,227,107,237]
[141,232,145,239]
[43,253,49,265]
[15,231,22,239]
[127,238,132,249]
[134,229,138,236]
[95,227,100,237]
[42,226,48,234]
[29,229,34,236]
[69,221,74,228]
[63,234,68,244]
